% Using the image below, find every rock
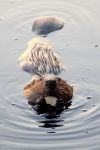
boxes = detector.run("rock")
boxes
[32,16,64,35]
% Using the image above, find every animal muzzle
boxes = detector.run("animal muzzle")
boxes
[46,80,57,89]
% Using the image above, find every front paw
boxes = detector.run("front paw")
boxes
[56,99,64,107]
[56,99,64,112]
[34,104,47,114]
[33,97,47,114]
[36,97,46,105]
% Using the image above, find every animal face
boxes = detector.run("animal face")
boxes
[46,80,57,89]
[23,74,73,113]
[36,74,61,96]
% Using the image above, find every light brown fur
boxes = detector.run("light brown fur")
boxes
[23,76,73,105]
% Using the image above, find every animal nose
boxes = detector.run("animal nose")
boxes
[46,80,57,88]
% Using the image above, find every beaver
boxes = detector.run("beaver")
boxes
[19,37,73,114]
[23,74,73,113]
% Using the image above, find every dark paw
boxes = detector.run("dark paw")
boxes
[56,99,64,107]
[36,97,46,105]
[33,104,47,114]
[64,100,72,108]
[56,99,65,112]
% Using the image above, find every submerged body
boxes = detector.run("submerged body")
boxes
[19,37,64,76]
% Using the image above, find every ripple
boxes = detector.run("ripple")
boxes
[0,0,100,149]
[0,72,100,149]
[3,0,100,40]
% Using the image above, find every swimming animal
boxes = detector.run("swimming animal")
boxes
[23,74,73,114]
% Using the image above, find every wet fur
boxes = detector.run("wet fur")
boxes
[23,76,73,106]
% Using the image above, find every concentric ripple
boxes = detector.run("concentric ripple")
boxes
[0,0,100,150]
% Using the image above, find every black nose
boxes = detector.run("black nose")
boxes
[46,80,57,88]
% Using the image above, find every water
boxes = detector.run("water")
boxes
[0,0,100,149]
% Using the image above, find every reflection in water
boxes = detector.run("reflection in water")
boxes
[39,119,63,129]
[31,101,72,129]
[31,101,72,115]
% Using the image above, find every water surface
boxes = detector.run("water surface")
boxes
[0,0,100,149]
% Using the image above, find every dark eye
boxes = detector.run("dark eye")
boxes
[57,77,61,81]
[39,78,42,81]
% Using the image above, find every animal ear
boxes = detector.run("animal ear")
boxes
[23,83,32,90]
[57,77,67,86]
[31,80,36,84]
[39,77,42,81]
[23,80,36,90]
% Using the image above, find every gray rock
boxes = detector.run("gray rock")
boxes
[32,16,64,35]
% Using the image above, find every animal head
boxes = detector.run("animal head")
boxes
[43,74,60,91]
[33,74,61,96]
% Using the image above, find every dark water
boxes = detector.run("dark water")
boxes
[0,0,100,149]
